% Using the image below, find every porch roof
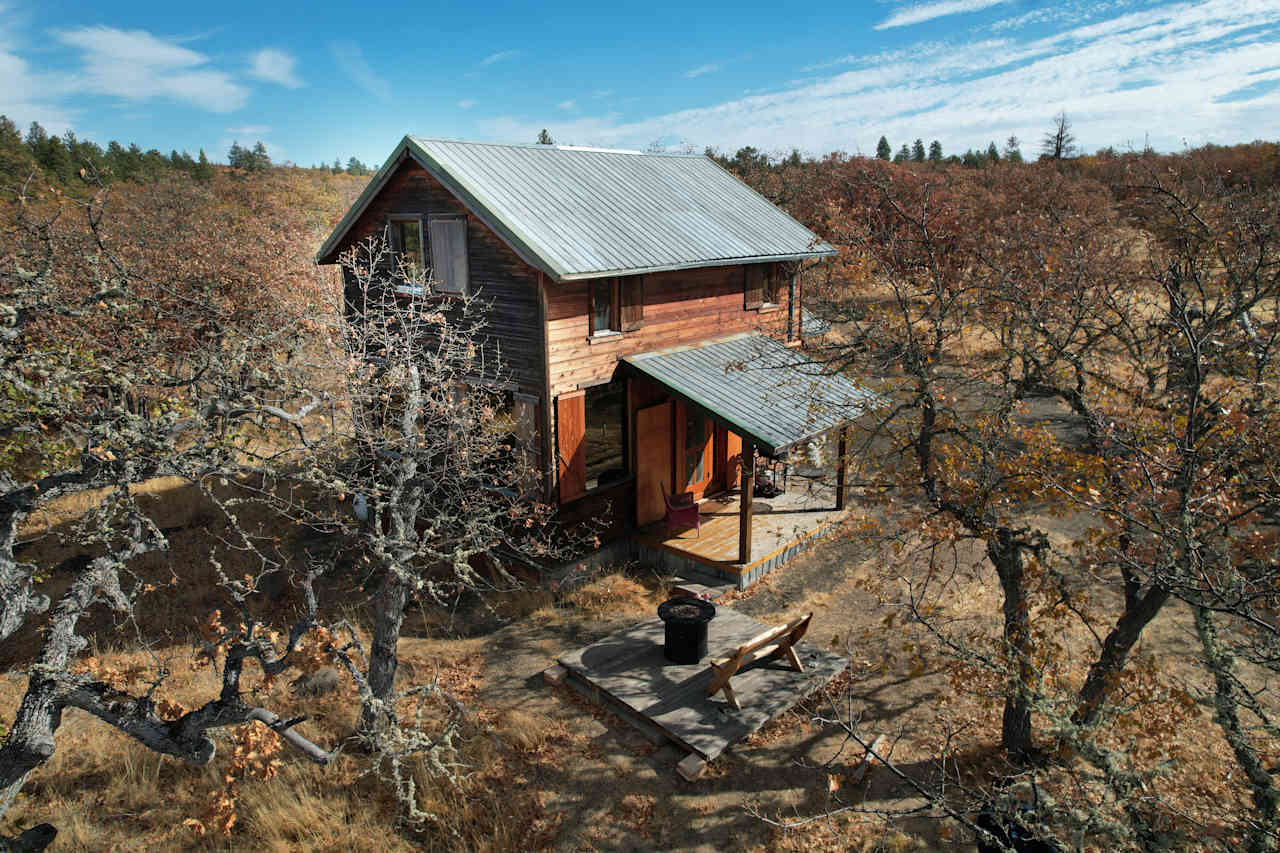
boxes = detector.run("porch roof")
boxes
[621,333,882,457]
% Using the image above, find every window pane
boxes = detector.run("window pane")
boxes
[592,280,614,334]
[396,220,422,278]
[685,408,706,487]
[584,381,625,489]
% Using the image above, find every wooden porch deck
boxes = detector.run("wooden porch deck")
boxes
[557,606,848,765]
[635,477,846,582]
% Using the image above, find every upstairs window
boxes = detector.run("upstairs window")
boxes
[745,263,780,310]
[429,216,469,295]
[591,275,643,337]
[388,217,425,289]
[591,278,617,336]
[764,265,783,306]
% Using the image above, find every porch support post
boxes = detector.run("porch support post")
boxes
[835,425,850,511]
[738,442,756,563]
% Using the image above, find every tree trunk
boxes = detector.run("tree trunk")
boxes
[1073,583,1171,727]
[360,574,409,736]
[989,530,1036,761]
[0,677,61,822]
[1194,606,1279,853]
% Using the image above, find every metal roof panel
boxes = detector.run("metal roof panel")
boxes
[316,136,837,279]
[622,333,881,456]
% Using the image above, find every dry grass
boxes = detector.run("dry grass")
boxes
[0,627,514,851]
[561,571,662,619]
[6,465,1262,851]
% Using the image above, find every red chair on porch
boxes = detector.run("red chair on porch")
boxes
[661,482,701,537]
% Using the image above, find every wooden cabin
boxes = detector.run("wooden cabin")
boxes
[317,137,874,587]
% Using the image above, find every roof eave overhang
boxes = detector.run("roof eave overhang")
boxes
[551,248,837,282]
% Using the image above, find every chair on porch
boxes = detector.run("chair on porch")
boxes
[661,482,701,537]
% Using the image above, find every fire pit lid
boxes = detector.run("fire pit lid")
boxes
[657,596,716,624]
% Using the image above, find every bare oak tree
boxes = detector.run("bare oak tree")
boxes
[0,176,333,850]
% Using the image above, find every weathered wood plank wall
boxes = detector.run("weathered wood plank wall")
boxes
[324,160,546,395]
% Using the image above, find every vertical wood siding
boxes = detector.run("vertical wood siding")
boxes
[325,160,546,395]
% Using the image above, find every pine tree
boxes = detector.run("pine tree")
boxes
[876,136,892,160]
[194,149,214,183]
[42,137,75,184]
[986,141,1000,163]
[893,144,910,163]
[1003,135,1023,164]
[928,140,943,163]
[251,142,271,171]
[24,122,48,160]
[0,115,32,185]
[536,129,554,145]
[228,141,247,170]
[0,115,21,151]
[912,138,926,163]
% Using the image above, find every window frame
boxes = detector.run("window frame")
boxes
[582,380,628,492]
[428,214,469,296]
[761,263,782,308]
[745,262,787,311]
[589,277,621,338]
[387,214,426,295]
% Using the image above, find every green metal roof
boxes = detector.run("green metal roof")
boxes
[622,333,881,457]
[316,136,836,280]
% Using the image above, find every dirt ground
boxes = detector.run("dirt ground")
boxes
[0,469,1249,852]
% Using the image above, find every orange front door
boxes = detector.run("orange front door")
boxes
[679,401,714,498]
[635,401,674,526]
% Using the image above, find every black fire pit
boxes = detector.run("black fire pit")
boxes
[657,596,716,664]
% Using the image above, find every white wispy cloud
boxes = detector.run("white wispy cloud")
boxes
[248,48,301,88]
[480,50,520,66]
[875,0,1013,29]
[0,7,75,131]
[226,124,271,136]
[56,25,248,112]
[558,99,577,110]
[480,0,1280,159]
[457,98,476,109]
[331,42,390,102]
[684,63,721,78]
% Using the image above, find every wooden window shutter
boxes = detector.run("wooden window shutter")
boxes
[556,391,587,502]
[744,265,764,309]
[429,218,468,294]
[620,275,644,331]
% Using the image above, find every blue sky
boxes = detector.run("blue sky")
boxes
[4,0,1278,166]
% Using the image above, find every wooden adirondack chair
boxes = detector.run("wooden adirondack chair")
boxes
[705,613,812,710]
[661,482,701,537]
